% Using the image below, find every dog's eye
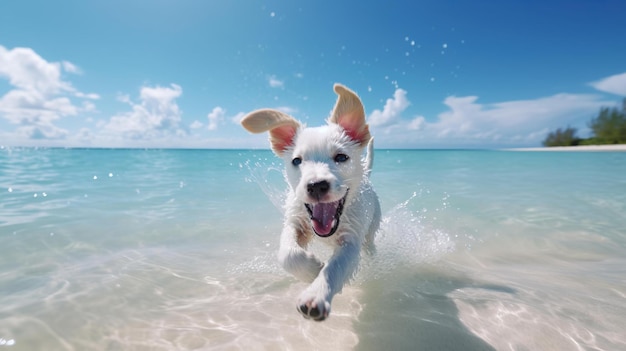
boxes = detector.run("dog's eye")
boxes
[334,154,349,163]
[292,157,302,166]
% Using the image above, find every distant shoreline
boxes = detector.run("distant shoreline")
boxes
[508,144,626,152]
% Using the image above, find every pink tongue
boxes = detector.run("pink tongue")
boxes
[311,202,338,236]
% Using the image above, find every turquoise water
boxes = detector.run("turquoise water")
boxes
[0,147,625,350]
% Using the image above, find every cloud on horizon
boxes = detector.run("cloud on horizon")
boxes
[590,72,626,96]
[206,106,225,131]
[0,45,99,140]
[368,88,410,127]
[104,84,185,139]
[368,89,613,147]
[1,46,623,149]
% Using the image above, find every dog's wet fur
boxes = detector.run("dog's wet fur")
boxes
[241,84,381,321]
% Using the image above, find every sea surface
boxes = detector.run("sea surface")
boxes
[0,147,625,351]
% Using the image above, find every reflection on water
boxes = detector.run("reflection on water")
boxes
[1,149,625,350]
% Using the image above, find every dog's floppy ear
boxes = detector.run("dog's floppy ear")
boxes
[329,84,371,146]
[241,109,301,156]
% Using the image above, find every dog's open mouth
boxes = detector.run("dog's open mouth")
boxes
[305,190,348,237]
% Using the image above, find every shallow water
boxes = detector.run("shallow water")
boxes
[0,148,625,350]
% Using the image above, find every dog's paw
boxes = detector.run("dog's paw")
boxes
[297,299,331,321]
[296,289,331,321]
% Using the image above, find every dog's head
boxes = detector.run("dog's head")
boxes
[241,84,371,237]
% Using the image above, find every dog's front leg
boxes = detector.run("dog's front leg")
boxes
[297,234,361,321]
[278,223,324,283]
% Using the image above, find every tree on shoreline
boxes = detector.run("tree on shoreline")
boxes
[543,98,626,146]
[542,127,581,147]
[587,103,626,144]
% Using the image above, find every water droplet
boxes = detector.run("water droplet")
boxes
[7,187,12,192]
[109,173,113,177]
[93,175,98,180]
[442,43,448,48]
[270,11,275,17]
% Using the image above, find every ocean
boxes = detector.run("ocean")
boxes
[0,147,625,350]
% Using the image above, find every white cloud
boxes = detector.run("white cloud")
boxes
[207,106,225,131]
[117,94,131,104]
[368,88,410,127]
[76,127,93,140]
[104,84,185,139]
[82,100,97,112]
[431,94,602,139]
[408,116,425,130]
[0,45,97,140]
[268,75,284,88]
[205,108,249,130]
[0,46,71,94]
[75,92,100,99]
[231,112,246,124]
[369,89,611,147]
[190,120,203,129]
[590,72,626,96]
[62,61,82,74]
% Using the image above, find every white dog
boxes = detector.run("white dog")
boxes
[241,84,381,321]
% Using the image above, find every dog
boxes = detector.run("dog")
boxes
[241,84,381,321]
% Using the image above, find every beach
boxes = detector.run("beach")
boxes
[509,144,626,151]
[0,148,625,350]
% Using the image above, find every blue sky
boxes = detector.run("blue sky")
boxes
[1,0,625,148]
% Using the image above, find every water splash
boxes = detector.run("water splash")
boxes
[243,159,456,280]
[362,191,456,280]
[240,158,286,213]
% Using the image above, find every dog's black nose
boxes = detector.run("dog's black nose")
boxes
[307,180,330,200]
